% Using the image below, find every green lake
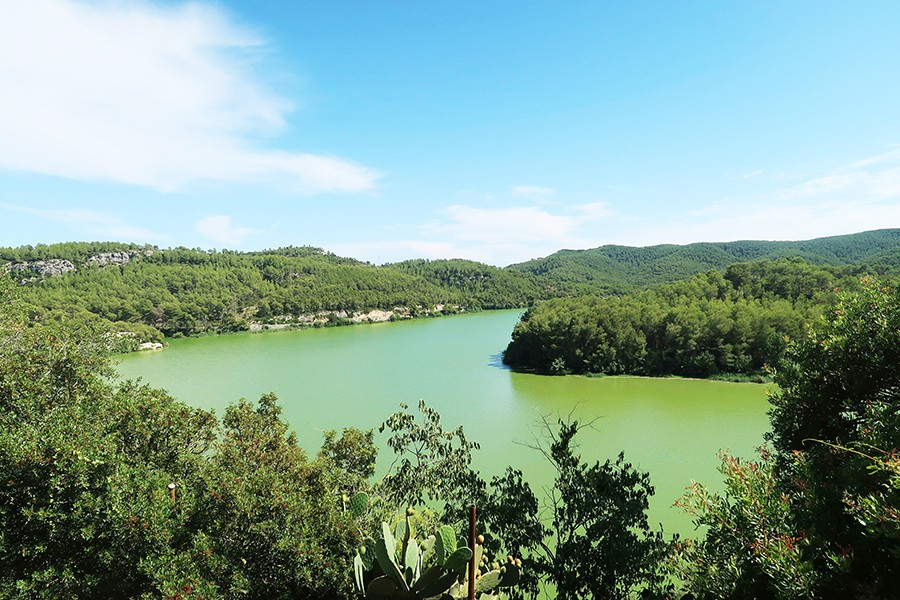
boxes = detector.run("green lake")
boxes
[116,309,772,538]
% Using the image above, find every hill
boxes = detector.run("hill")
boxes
[502,258,882,378]
[0,243,542,343]
[507,228,900,293]
[387,258,545,308]
[4,229,900,346]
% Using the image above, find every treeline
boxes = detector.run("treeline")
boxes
[507,227,900,293]
[1,243,546,340]
[387,258,545,308]
[503,258,880,378]
[4,230,900,356]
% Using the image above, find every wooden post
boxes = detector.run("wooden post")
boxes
[469,504,477,600]
[168,482,176,506]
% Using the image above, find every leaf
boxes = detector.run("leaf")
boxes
[443,547,473,574]
[366,575,398,597]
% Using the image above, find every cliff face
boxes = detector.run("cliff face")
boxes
[5,250,155,282]
[86,251,147,267]
[8,259,76,277]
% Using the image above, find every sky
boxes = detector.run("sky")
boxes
[2,1,900,267]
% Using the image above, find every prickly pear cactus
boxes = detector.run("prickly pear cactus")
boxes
[353,510,521,599]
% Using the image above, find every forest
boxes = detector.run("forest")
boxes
[502,259,885,379]
[1,261,899,598]
[507,228,900,294]
[0,243,545,343]
[2,229,899,355]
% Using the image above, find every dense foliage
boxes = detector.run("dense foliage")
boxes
[507,228,900,293]
[388,259,545,309]
[503,259,878,378]
[1,243,546,340]
[0,279,373,597]
[3,270,900,598]
[5,229,899,349]
[480,420,674,600]
[376,403,674,599]
[676,278,900,599]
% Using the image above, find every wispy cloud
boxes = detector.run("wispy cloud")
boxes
[512,185,556,200]
[196,215,260,246]
[782,147,900,201]
[3,204,167,241]
[605,147,900,247]
[337,201,618,266]
[426,204,578,245]
[573,201,615,221]
[0,0,380,193]
[741,169,764,179]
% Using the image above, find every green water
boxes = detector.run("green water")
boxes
[116,309,772,537]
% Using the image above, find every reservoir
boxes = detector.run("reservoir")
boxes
[116,309,771,538]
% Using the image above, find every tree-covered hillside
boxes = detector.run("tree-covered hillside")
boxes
[507,228,900,293]
[0,243,546,342]
[503,259,881,378]
[4,229,900,348]
[388,258,545,308]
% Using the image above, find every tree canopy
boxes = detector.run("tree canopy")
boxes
[503,259,881,378]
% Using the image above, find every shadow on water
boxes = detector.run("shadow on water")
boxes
[487,351,511,370]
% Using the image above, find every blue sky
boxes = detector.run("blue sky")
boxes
[2,1,899,266]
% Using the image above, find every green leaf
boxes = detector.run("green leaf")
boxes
[443,547,472,574]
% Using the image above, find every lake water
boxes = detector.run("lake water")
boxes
[116,309,772,538]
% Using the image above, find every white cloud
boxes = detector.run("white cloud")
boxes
[573,201,616,221]
[2,204,167,241]
[777,147,900,202]
[196,215,260,246]
[0,0,380,193]
[741,169,764,179]
[343,202,618,266]
[616,199,900,248]
[604,148,900,247]
[512,185,556,200]
[426,205,578,245]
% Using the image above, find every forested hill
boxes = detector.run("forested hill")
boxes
[387,258,544,308]
[507,228,900,293]
[0,243,544,344]
[502,258,884,379]
[4,229,900,346]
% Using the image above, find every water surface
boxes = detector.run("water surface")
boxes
[117,310,772,536]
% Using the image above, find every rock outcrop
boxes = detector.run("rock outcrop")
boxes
[8,259,76,277]
[86,249,154,267]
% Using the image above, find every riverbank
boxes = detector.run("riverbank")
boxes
[131,303,478,351]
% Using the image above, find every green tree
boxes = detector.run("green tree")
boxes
[482,419,673,600]
[0,292,372,597]
[377,400,484,515]
[376,403,673,599]
[766,277,900,596]
[678,278,900,598]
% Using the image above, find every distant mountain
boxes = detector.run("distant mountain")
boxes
[507,228,900,293]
